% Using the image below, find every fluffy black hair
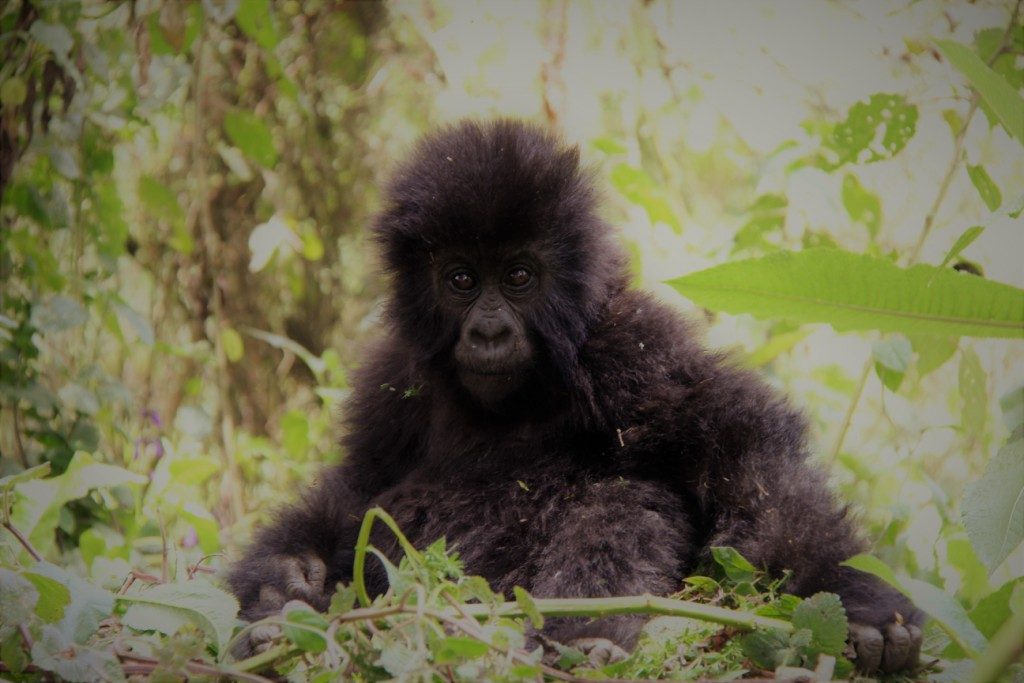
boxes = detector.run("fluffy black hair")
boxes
[228,119,923,673]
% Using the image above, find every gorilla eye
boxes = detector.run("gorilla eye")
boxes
[449,271,477,292]
[505,267,532,289]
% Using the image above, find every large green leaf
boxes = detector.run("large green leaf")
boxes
[666,248,1024,338]
[963,428,1024,572]
[120,579,239,655]
[936,39,1024,146]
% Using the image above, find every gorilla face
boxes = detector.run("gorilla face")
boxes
[435,249,541,406]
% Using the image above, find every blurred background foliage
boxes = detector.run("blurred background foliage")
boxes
[0,0,1022,680]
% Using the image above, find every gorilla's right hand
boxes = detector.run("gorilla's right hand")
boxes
[231,553,328,658]
[250,553,329,614]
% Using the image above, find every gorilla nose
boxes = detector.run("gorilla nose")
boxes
[468,317,512,349]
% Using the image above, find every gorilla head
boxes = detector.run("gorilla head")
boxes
[375,120,627,409]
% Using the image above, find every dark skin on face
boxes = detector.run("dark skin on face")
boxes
[441,252,539,407]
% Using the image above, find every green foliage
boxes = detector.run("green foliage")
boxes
[829,94,918,166]
[936,39,1024,145]
[1,1,1021,681]
[667,248,1024,338]
[963,428,1024,573]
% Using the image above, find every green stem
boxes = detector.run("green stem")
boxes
[451,594,792,633]
[352,506,424,606]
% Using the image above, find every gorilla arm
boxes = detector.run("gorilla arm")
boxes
[227,345,425,621]
[681,363,924,673]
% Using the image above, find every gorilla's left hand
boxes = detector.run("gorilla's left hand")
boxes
[847,615,923,673]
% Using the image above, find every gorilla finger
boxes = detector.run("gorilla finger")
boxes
[904,624,923,671]
[570,637,629,667]
[249,623,282,653]
[881,622,911,673]
[849,623,883,672]
[303,554,327,588]
[258,584,286,612]
[281,556,323,601]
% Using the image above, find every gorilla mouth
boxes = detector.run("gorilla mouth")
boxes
[461,369,515,377]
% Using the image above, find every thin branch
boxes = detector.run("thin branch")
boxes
[191,29,245,526]
[2,520,42,562]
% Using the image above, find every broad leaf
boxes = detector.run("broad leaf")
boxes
[791,592,848,656]
[963,428,1024,572]
[6,453,145,561]
[224,110,278,168]
[936,39,1024,145]
[666,248,1024,338]
[120,579,240,655]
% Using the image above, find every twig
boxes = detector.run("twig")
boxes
[10,403,29,468]
[2,519,42,562]
[191,28,245,526]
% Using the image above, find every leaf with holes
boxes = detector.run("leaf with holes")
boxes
[829,94,918,165]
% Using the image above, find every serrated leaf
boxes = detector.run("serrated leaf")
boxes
[841,174,882,237]
[666,248,1024,338]
[830,94,918,165]
[0,569,39,633]
[792,592,848,656]
[283,606,328,653]
[224,110,277,167]
[433,636,489,664]
[27,563,114,645]
[740,628,791,669]
[31,626,126,683]
[936,39,1024,145]
[513,586,543,629]
[967,165,1002,211]
[963,429,1024,572]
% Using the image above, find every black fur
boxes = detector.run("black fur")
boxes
[228,120,922,667]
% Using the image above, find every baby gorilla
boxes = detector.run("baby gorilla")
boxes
[228,119,923,673]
